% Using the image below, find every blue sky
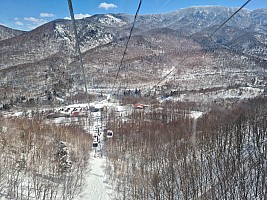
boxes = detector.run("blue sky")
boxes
[0,0,266,31]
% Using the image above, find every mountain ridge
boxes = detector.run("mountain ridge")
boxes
[0,6,266,107]
[0,24,26,41]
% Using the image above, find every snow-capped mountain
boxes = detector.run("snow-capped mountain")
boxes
[0,6,266,108]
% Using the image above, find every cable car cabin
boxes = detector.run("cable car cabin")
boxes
[107,130,113,138]
[92,135,99,147]
[134,103,144,109]
[92,139,98,147]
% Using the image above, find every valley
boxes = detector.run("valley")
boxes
[0,4,267,200]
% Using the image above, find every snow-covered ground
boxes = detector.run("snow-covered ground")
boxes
[61,99,124,199]
[47,99,126,199]
[0,94,126,200]
[77,144,117,200]
[1,87,264,199]
[49,94,135,200]
[160,86,264,103]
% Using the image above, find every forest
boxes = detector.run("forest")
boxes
[105,97,267,199]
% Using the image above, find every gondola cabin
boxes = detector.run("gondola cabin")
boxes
[107,130,113,138]
[134,103,144,109]
[92,135,99,147]
[92,139,98,147]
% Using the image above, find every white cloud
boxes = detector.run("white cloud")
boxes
[64,13,91,20]
[24,17,47,25]
[98,2,118,10]
[15,21,24,26]
[14,18,23,25]
[40,12,55,18]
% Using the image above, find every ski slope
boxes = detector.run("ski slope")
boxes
[77,151,116,200]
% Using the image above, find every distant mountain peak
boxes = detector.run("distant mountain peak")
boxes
[0,6,266,104]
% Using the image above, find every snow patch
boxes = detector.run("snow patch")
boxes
[98,14,126,27]
[190,111,203,119]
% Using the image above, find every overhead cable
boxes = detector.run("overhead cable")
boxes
[67,0,88,96]
[112,0,143,92]
[209,0,251,37]
[148,0,252,94]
